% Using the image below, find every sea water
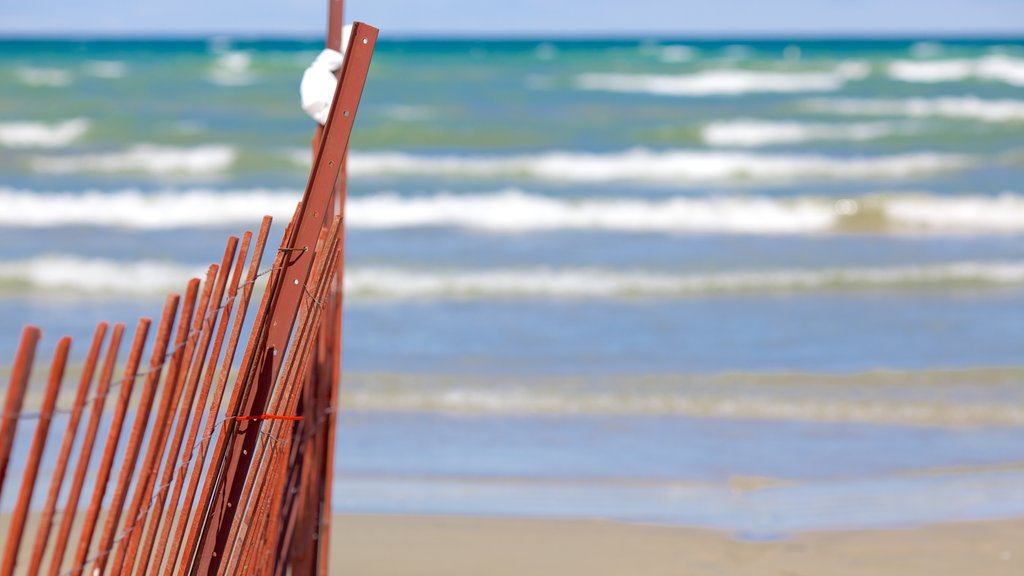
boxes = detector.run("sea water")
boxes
[1,37,1023,535]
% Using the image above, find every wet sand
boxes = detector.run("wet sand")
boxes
[328,514,1024,576]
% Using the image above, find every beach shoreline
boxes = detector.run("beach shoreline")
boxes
[328,513,1024,576]
[2,512,1021,574]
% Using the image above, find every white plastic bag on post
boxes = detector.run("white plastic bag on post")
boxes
[300,24,353,125]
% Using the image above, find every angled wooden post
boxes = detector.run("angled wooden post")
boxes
[190,21,378,576]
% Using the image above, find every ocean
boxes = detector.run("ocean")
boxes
[1,37,1023,535]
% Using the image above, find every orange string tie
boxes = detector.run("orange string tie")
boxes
[234,414,304,422]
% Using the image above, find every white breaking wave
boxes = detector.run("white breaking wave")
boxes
[803,96,1024,123]
[14,66,72,87]
[702,119,900,147]
[0,118,89,148]
[208,51,255,86]
[888,54,1024,86]
[342,385,1024,425]
[347,190,838,233]
[345,263,1024,298]
[346,148,968,183]
[84,60,127,79]
[883,192,1024,232]
[575,61,869,96]
[30,144,236,175]
[0,187,299,228]
[0,257,202,295]
[4,257,1024,298]
[3,188,1024,234]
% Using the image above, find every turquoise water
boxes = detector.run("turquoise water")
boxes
[1,37,1023,533]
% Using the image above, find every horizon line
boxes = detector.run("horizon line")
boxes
[1,30,1023,42]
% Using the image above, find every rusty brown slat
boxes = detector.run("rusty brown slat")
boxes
[27,323,108,575]
[300,5,352,565]
[248,420,297,575]
[0,336,69,574]
[273,238,343,576]
[241,434,292,575]
[69,318,150,576]
[286,240,340,574]
[262,230,343,576]
[174,230,291,576]
[89,294,179,575]
[117,237,238,575]
[226,227,340,573]
[195,27,377,571]
[113,278,200,575]
[133,227,259,575]
[325,0,343,51]
[261,22,375,408]
[46,323,124,576]
[149,221,268,575]
[134,263,216,576]
[222,226,331,571]
[126,234,240,575]
[0,326,40,499]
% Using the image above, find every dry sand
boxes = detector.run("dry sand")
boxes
[328,514,1024,576]
[3,512,1021,574]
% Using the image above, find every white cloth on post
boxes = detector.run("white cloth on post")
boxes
[300,24,353,125]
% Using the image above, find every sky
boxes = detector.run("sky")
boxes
[0,0,1022,37]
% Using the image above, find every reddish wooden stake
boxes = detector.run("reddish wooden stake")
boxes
[0,336,69,574]
[194,24,377,575]
[118,235,239,574]
[46,323,124,576]
[132,226,258,574]
[27,323,108,575]
[115,278,201,574]
[226,225,339,572]
[0,326,40,499]
[70,318,150,576]
[89,295,179,574]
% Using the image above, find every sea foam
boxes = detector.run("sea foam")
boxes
[346,148,967,183]
[702,119,900,147]
[30,144,236,175]
[14,66,72,87]
[3,188,1024,234]
[0,187,298,228]
[0,118,89,148]
[576,62,869,96]
[0,256,201,295]
[208,51,255,86]
[3,257,1024,298]
[804,96,1024,122]
[888,54,1024,86]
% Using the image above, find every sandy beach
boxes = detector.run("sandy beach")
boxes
[328,514,1024,576]
[2,512,1021,574]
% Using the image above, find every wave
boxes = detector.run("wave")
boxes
[0,118,89,148]
[208,51,255,86]
[702,119,901,147]
[4,188,1024,234]
[14,66,72,87]
[345,263,1024,298]
[345,148,968,183]
[4,257,1024,298]
[339,370,1024,425]
[804,96,1024,122]
[30,144,236,175]
[0,187,299,228]
[888,54,1024,86]
[84,60,127,79]
[0,257,202,295]
[575,62,869,96]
